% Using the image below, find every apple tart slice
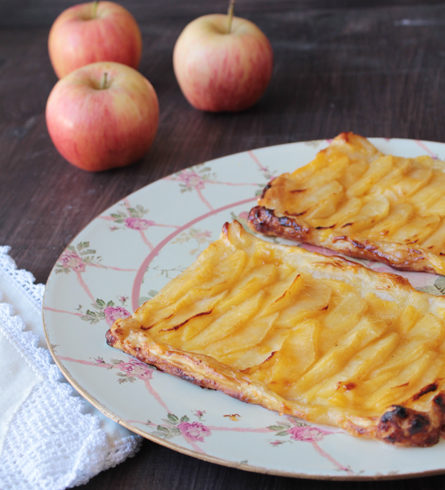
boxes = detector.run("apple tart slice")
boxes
[107,221,445,447]
[249,132,445,275]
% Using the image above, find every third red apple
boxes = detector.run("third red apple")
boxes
[173,13,273,112]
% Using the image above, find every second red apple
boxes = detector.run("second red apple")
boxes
[173,13,273,112]
[46,62,159,172]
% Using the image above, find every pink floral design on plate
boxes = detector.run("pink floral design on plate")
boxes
[92,357,154,383]
[152,413,211,444]
[268,417,351,473]
[125,216,156,230]
[55,242,100,273]
[178,421,211,442]
[103,201,178,237]
[108,203,151,230]
[76,297,130,325]
[105,358,154,383]
[104,305,131,325]
[268,417,333,444]
[175,167,215,192]
[167,163,261,211]
[57,249,86,272]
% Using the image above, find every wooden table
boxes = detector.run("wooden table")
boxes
[2,0,445,488]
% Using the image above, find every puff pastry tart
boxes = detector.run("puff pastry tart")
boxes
[107,221,445,446]
[249,132,445,274]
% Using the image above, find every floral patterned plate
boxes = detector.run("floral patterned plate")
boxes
[43,138,445,480]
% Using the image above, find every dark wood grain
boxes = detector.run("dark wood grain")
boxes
[2,1,445,488]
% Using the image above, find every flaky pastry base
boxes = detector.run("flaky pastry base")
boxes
[107,221,445,447]
[249,132,445,275]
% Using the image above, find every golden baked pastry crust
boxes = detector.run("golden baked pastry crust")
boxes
[249,132,445,275]
[107,221,445,447]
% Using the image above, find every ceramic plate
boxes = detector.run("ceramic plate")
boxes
[43,137,445,480]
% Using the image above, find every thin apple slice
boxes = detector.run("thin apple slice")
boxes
[389,164,433,199]
[367,203,414,239]
[366,351,439,411]
[318,289,367,353]
[209,313,279,368]
[283,181,344,217]
[183,289,266,351]
[291,154,350,188]
[390,215,440,244]
[310,197,363,229]
[411,174,445,214]
[302,332,400,405]
[268,319,320,392]
[346,155,394,197]
[421,219,445,250]
[345,195,390,234]
[136,248,247,327]
[291,317,385,396]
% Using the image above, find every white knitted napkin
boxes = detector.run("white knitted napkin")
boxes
[0,246,141,490]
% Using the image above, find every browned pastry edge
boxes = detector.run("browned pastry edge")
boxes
[105,326,292,414]
[375,391,445,446]
[248,205,436,274]
[106,326,445,447]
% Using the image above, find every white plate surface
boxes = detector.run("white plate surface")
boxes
[43,137,445,480]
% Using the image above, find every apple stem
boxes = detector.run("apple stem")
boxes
[227,0,235,33]
[92,1,99,18]
[101,72,109,90]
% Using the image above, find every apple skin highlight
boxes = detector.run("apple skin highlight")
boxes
[173,14,273,112]
[46,62,159,172]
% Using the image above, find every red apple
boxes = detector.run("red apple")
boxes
[173,11,273,112]
[48,1,142,79]
[46,61,159,172]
